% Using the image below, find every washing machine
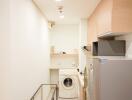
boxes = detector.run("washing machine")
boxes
[59,68,79,99]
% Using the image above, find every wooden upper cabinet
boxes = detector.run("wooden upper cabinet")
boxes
[87,12,98,45]
[112,0,132,33]
[96,0,113,36]
[88,0,132,40]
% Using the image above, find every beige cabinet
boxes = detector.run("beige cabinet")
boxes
[96,0,112,36]
[88,0,132,42]
[87,11,98,45]
[112,0,132,33]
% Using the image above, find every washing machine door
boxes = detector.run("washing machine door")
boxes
[59,75,79,99]
[62,77,74,89]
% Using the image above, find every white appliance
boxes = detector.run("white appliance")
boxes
[87,57,132,100]
[59,68,79,99]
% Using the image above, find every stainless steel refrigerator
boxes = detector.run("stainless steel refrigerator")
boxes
[87,57,132,100]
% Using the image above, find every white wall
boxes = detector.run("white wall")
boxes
[50,24,79,53]
[116,34,132,58]
[79,19,88,71]
[0,0,10,99]
[0,0,50,100]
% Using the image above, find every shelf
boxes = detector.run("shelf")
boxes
[49,66,78,70]
[50,53,78,58]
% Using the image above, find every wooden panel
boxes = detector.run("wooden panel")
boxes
[96,0,113,36]
[88,0,113,45]
[88,0,132,41]
[112,0,132,33]
[88,12,98,45]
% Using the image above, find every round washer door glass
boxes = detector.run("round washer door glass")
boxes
[63,78,73,87]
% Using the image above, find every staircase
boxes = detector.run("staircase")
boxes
[30,84,58,100]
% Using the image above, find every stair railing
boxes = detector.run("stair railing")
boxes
[30,84,58,100]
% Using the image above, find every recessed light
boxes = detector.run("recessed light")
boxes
[60,15,64,19]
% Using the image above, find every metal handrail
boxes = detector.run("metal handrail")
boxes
[30,84,58,100]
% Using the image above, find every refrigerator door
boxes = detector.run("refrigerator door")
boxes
[98,59,132,100]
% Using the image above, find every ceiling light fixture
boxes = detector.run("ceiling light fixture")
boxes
[60,15,64,19]
[58,6,63,11]
[57,6,64,19]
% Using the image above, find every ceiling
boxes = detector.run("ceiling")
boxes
[34,0,101,24]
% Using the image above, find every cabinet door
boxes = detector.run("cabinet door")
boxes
[88,13,98,45]
[96,0,113,36]
[112,0,132,33]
